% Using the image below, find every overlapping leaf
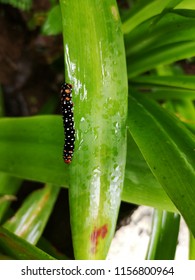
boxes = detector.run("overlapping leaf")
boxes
[127,93,195,235]
[4,184,60,244]
[0,226,55,260]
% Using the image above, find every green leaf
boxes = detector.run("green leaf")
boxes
[135,89,195,101]
[130,75,195,100]
[146,210,180,260]
[4,184,60,244]
[42,5,62,35]
[0,91,22,222]
[0,174,22,222]
[130,75,195,91]
[127,41,195,78]
[124,8,195,78]
[37,237,69,260]
[0,116,69,185]
[176,0,195,9]
[0,226,55,259]
[122,0,182,34]
[59,0,128,260]
[125,12,195,59]
[143,67,195,133]
[174,9,195,17]
[127,93,195,236]
[0,115,178,212]
[189,232,195,260]
[124,132,177,212]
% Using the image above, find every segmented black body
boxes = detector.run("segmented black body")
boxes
[60,83,75,164]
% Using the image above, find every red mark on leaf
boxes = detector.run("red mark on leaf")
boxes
[90,224,108,254]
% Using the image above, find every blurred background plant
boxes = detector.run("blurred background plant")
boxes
[0,0,194,260]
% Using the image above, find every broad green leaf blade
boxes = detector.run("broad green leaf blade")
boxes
[42,5,62,35]
[4,184,60,244]
[127,93,195,236]
[127,41,195,78]
[0,174,22,222]
[60,0,128,259]
[146,210,180,260]
[0,226,55,260]
[0,115,177,212]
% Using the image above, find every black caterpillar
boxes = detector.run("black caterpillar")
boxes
[60,83,75,164]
